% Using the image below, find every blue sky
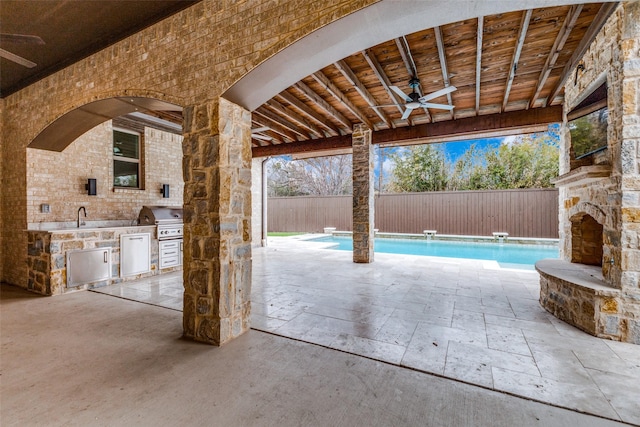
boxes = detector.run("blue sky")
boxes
[438,137,503,161]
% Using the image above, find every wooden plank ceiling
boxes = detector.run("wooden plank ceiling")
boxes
[251,3,614,157]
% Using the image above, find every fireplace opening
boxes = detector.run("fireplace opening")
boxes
[570,213,603,266]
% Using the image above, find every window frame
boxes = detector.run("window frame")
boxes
[112,127,143,189]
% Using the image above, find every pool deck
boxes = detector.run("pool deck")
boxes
[54,236,640,424]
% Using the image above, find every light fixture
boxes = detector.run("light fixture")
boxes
[85,178,97,196]
[161,184,170,198]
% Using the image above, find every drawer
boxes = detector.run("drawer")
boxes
[160,241,180,250]
[161,248,180,257]
[160,256,179,268]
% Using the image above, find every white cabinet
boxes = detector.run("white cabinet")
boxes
[159,239,182,269]
[120,233,151,277]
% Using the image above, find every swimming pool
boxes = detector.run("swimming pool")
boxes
[310,235,558,269]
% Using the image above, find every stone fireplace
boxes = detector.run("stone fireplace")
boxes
[571,213,603,266]
[537,3,639,345]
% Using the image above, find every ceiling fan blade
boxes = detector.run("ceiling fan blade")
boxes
[0,33,45,45]
[419,86,457,102]
[0,48,36,68]
[390,86,412,102]
[420,102,454,111]
[401,108,412,120]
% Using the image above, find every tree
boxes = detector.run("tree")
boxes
[387,132,559,193]
[465,134,559,189]
[388,145,448,192]
[267,155,352,196]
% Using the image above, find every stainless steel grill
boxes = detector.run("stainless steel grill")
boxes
[138,206,183,241]
[139,206,184,268]
[138,205,183,225]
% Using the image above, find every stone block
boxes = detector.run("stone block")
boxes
[601,297,619,313]
[627,319,640,344]
[604,315,620,335]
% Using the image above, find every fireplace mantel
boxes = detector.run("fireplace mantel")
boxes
[553,165,612,187]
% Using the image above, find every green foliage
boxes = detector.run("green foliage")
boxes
[388,133,559,192]
[388,145,448,192]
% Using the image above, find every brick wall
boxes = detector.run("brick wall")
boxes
[27,121,183,229]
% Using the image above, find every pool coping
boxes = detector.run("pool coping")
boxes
[312,230,559,246]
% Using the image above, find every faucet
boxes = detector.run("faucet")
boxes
[77,206,87,228]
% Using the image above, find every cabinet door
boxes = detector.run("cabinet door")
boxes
[120,233,151,277]
[67,248,112,287]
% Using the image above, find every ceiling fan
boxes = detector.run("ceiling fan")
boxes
[0,33,44,68]
[251,126,273,141]
[380,77,456,120]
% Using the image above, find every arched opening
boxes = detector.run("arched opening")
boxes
[28,97,182,152]
[570,213,603,266]
[24,97,184,295]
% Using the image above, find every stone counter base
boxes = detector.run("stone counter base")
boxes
[27,227,181,296]
[537,259,638,344]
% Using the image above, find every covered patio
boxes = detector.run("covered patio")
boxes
[83,237,640,425]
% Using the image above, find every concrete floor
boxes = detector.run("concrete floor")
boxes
[2,236,639,426]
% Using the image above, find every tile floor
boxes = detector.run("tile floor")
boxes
[92,236,640,425]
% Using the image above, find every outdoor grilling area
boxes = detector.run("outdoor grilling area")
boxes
[25,206,184,295]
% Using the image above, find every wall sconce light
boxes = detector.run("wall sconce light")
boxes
[574,62,585,86]
[85,178,97,196]
[161,184,170,198]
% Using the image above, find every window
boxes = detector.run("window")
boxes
[113,129,141,188]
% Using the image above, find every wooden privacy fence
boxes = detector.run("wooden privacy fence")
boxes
[268,189,559,238]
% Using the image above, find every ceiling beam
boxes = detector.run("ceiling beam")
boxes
[502,9,532,112]
[334,59,393,128]
[265,98,324,138]
[294,80,353,130]
[276,91,340,136]
[253,134,352,157]
[311,70,374,129]
[251,122,284,145]
[374,105,560,146]
[475,16,484,114]
[256,106,310,140]
[252,111,298,142]
[362,49,405,116]
[529,4,583,109]
[252,106,562,157]
[547,2,619,106]
[433,26,454,119]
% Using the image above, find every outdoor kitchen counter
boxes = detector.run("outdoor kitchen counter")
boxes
[26,225,180,296]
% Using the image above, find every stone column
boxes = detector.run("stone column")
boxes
[182,97,252,346]
[352,124,374,263]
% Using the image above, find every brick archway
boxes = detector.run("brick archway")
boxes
[28,94,183,152]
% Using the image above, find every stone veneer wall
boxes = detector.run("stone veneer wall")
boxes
[544,3,640,343]
[352,124,374,263]
[182,98,252,345]
[27,121,183,228]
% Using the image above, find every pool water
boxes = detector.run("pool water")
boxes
[310,236,558,269]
